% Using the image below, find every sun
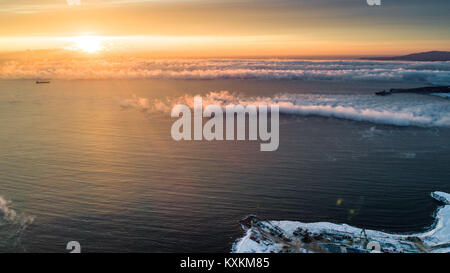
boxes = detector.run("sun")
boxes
[72,36,104,53]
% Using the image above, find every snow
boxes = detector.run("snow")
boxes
[232,191,450,253]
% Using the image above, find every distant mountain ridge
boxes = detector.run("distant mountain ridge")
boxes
[362,51,450,61]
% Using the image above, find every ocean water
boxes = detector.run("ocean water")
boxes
[0,60,450,252]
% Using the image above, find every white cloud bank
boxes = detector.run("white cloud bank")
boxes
[0,196,35,228]
[123,91,450,128]
[1,59,449,85]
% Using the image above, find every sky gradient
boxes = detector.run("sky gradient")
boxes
[0,0,448,57]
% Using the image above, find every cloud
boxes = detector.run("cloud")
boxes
[66,0,81,6]
[1,58,449,85]
[0,196,35,227]
[123,90,450,128]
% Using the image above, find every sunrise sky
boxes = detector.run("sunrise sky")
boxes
[0,0,448,57]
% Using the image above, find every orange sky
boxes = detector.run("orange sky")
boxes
[0,0,448,57]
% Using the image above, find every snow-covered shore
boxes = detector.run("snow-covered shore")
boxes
[232,191,450,253]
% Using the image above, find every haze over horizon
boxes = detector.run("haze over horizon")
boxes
[0,0,448,57]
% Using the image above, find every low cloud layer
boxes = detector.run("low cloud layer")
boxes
[0,196,35,228]
[123,91,450,128]
[1,58,449,85]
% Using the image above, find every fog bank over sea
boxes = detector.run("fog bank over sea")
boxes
[0,57,449,85]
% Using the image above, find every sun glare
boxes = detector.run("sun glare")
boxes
[72,36,104,53]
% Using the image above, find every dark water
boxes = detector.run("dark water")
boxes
[0,79,449,252]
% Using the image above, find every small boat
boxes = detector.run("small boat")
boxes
[36,80,50,84]
[375,90,391,96]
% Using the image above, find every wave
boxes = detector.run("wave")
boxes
[122,91,450,128]
[1,59,450,84]
[232,191,450,253]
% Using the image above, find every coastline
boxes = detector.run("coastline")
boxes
[233,192,450,253]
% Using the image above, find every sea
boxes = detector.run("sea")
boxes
[0,59,449,252]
